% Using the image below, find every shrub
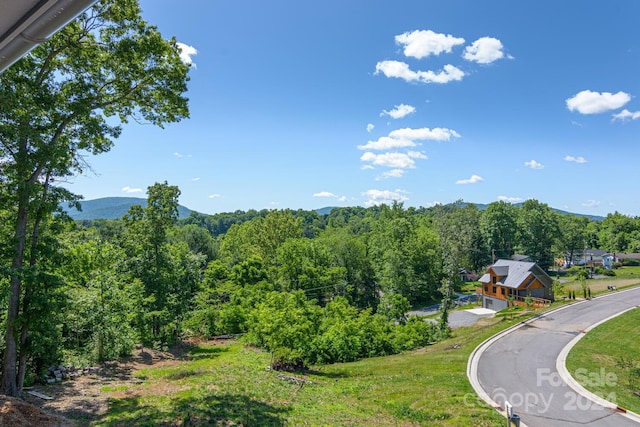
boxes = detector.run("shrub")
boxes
[391,316,438,351]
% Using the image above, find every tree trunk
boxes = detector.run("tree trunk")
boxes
[2,186,29,396]
[17,178,49,392]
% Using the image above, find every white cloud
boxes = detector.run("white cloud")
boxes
[582,200,601,208]
[407,150,427,159]
[361,164,375,170]
[375,60,464,84]
[463,37,505,64]
[366,123,375,132]
[524,159,544,169]
[122,186,142,193]
[358,127,460,151]
[208,194,221,199]
[456,175,484,184]
[362,189,409,207]
[191,177,201,181]
[395,30,465,59]
[612,109,640,121]
[360,152,416,169]
[498,195,523,203]
[359,136,416,151]
[174,152,192,158]
[176,42,198,66]
[313,191,337,198]
[566,90,631,114]
[564,155,587,164]
[381,104,416,119]
[337,196,347,202]
[390,127,461,141]
[377,169,406,180]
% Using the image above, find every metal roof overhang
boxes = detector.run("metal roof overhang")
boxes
[0,0,98,73]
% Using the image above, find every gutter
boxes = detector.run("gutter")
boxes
[0,0,99,73]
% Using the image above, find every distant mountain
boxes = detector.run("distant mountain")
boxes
[315,206,337,215]
[452,201,605,221]
[62,197,193,220]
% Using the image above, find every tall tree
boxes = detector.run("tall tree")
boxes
[433,202,489,273]
[557,215,589,266]
[480,201,518,262]
[598,212,639,253]
[123,182,203,344]
[0,0,190,396]
[516,200,560,270]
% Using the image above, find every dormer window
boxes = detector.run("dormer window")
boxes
[492,276,496,284]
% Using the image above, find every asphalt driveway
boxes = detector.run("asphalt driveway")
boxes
[473,287,640,426]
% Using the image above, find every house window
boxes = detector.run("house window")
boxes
[492,286,497,294]
[492,276,496,284]
[484,286,488,292]
[501,288,505,295]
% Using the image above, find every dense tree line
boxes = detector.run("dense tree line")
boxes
[3,172,639,388]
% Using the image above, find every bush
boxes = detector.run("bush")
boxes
[622,258,640,266]
[391,316,438,351]
[245,291,321,369]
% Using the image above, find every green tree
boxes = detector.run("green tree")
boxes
[480,201,518,261]
[317,227,378,309]
[275,238,346,300]
[598,212,639,253]
[557,215,589,267]
[123,183,203,345]
[516,200,559,270]
[245,291,321,370]
[0,0,190,396]
[63,239,141,364]
[368,203,440,302]
[172,224,218,261]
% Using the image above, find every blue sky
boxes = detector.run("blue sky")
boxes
[67,0,640,217]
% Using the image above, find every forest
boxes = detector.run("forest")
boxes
[4,177,640,392]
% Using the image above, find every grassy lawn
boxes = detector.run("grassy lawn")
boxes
[90,316,546,426]
[556,266,640,298]
[566,307,640,413]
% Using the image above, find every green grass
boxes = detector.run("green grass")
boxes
[566,307,640,413]
[90,316,553,426]
[556,267,640,298]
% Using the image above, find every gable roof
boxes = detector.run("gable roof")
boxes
[480,259,553,289]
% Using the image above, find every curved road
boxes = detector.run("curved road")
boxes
[473,287,640,426]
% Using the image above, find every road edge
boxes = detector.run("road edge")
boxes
[468,286,640,426]
[556,301,640,424]
[466,300,589,426]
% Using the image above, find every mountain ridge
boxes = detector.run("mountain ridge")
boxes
[62,197,607,221]
[63,197,193,220]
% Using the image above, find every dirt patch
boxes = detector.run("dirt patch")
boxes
[0,395,72,427]
[17,341,209,426]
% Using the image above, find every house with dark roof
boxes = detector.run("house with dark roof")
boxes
[477,259,554,310]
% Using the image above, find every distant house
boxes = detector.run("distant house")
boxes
[477,259,554,310]
[459,269,479,282]
[564,248,609,268]
[614,253,640,265]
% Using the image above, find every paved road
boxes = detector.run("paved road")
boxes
[407,294,478,317]
[475,287,640,426]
